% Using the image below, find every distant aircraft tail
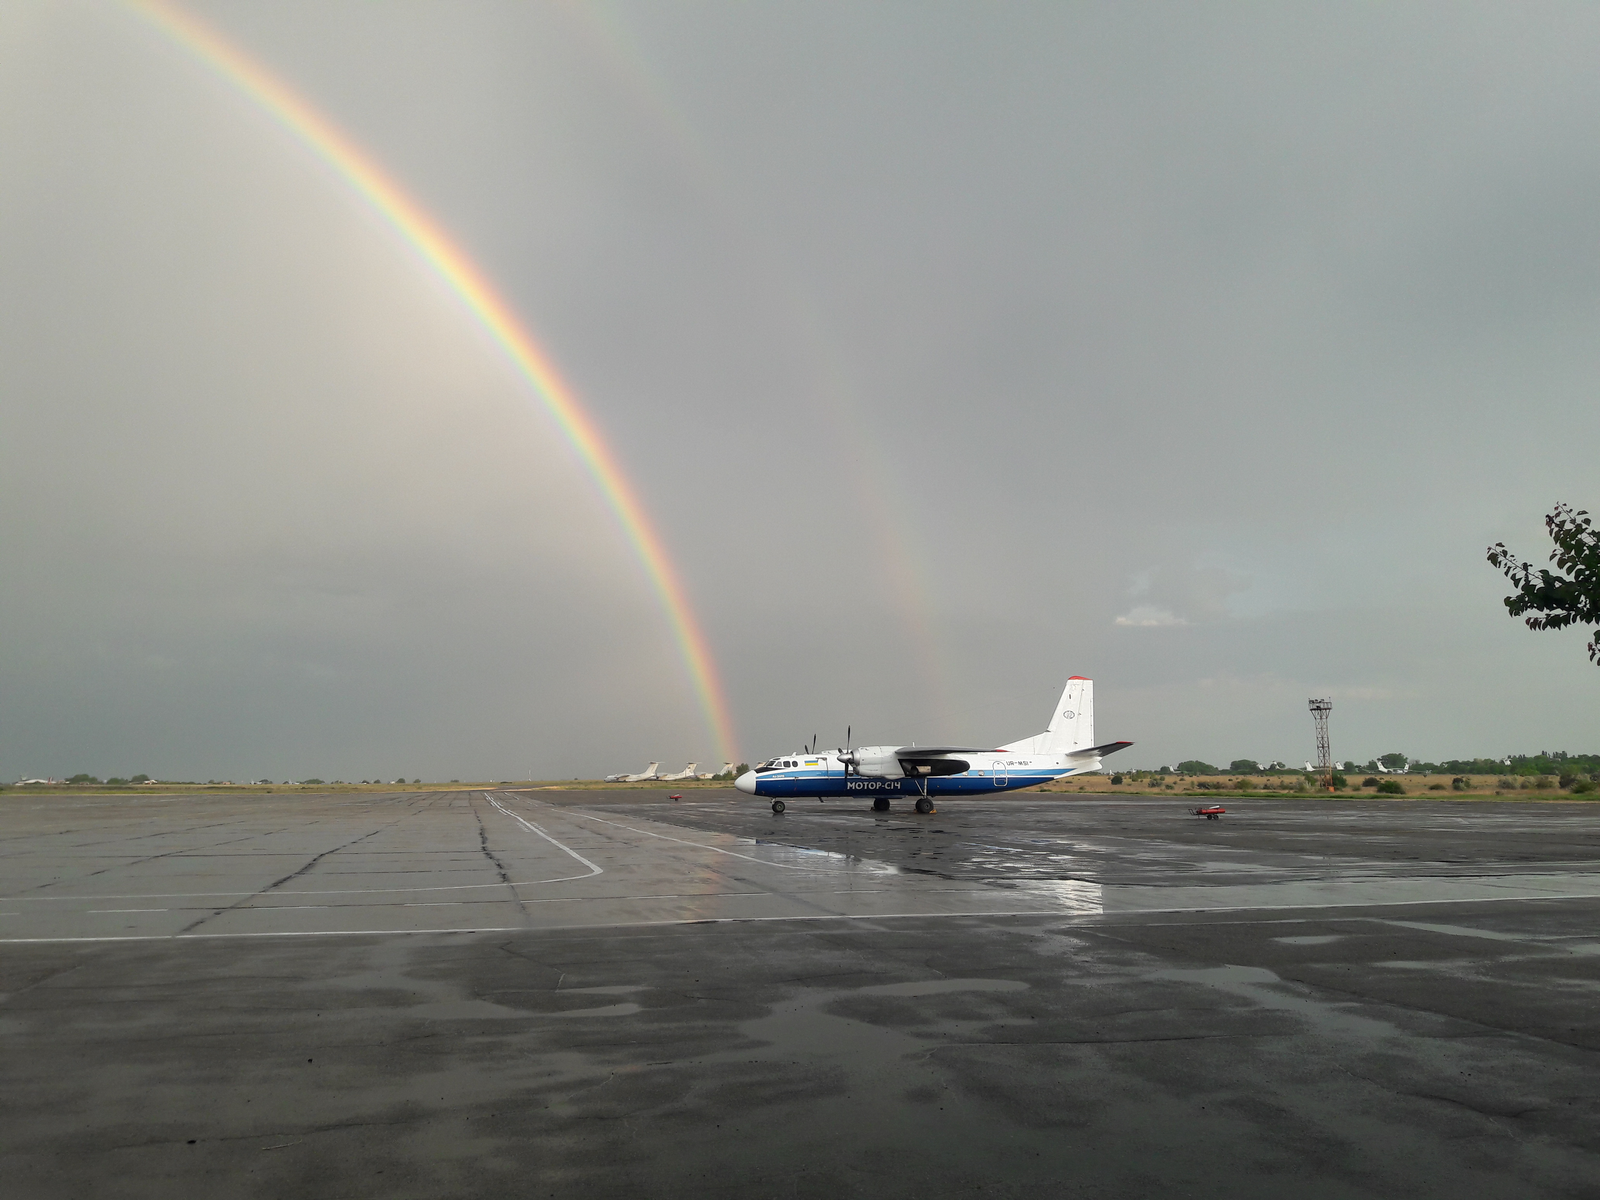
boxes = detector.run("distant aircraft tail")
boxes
[1002,676,1094,755]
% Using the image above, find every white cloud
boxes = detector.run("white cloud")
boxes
[1114,605,1188,628]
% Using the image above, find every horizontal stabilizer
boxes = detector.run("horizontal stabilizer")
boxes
[1063,740,1134,759]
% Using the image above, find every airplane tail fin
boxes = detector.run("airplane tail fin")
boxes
[1042,677,1094,753]
[1000,675,1095,755]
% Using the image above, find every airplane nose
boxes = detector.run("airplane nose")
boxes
[735,771,757,795]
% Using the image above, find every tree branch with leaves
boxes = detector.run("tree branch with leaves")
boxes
[1487,503,1600,665]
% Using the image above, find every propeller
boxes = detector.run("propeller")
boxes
[837,725,855,777]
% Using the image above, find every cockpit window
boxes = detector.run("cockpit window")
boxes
[755,757,807,773]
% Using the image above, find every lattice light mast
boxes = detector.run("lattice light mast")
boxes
[1309,698,1333,792]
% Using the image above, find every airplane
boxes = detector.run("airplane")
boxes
[659,763,699,781]
[735,675,1131,814]
[603,762,661,783]
[698,762,735,780]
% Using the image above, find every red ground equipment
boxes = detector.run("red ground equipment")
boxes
[1193,805,1226,820]
[668,793,682,801]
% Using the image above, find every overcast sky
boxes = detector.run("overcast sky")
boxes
[2,1,1597,781]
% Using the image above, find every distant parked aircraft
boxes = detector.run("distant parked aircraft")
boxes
[603,762,661,783]
[659,763,698,781]
[698,762,735,779]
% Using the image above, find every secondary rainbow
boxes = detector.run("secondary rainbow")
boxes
[127,0,738,764]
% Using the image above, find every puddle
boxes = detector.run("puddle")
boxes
[1381,920,1533,944]
[545,1002,643,1018]
[558,984,646,995]
[747,839,899,874]
[407,999,530,1020]
[1154,963,1411,1042]
[1013,878,1104,913]
[1273,935,1345,945]
[856,978,1028,998]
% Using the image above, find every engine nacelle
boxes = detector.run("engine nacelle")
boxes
[848,747,904,779]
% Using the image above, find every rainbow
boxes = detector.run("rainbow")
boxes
[126,0,738,763]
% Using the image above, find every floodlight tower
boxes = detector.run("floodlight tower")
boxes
[1309,698,1333,791]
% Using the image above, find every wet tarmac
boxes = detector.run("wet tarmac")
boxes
[3,789,1599,1197]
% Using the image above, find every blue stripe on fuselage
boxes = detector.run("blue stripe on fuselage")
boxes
[750,771,1070,798]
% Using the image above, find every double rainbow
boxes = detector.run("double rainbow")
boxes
[128,1,737,764]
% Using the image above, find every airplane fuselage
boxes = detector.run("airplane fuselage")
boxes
[737,751,1091,799]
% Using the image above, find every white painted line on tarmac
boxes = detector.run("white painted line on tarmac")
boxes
[486,795,603,878]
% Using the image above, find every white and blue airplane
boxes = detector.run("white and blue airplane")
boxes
[735,676,1131,814]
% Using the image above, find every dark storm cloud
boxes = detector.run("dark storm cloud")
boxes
[1,1,1596,780]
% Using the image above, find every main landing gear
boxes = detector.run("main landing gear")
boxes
[870,795,936,814]
[771,800,786,815]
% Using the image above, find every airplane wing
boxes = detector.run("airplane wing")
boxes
[894,743,1133,759]
[1063,740,1134,758]
[888,746,1006,778]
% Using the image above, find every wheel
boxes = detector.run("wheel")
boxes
[771,800,786,814]
[872,796,891,813]
[1206,812,1219,820]
[915,797,933,814]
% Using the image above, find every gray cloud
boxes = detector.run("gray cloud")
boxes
[2,1,1597,780]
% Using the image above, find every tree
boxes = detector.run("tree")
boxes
[1488,503,1600,665]
[1379,752,1408,771]
[1176,760,1216,775]
[1229,759,1259,773]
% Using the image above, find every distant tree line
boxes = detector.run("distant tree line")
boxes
[1165,752,1600,778]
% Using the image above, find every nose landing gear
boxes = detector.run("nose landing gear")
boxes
[771,800,786,814]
